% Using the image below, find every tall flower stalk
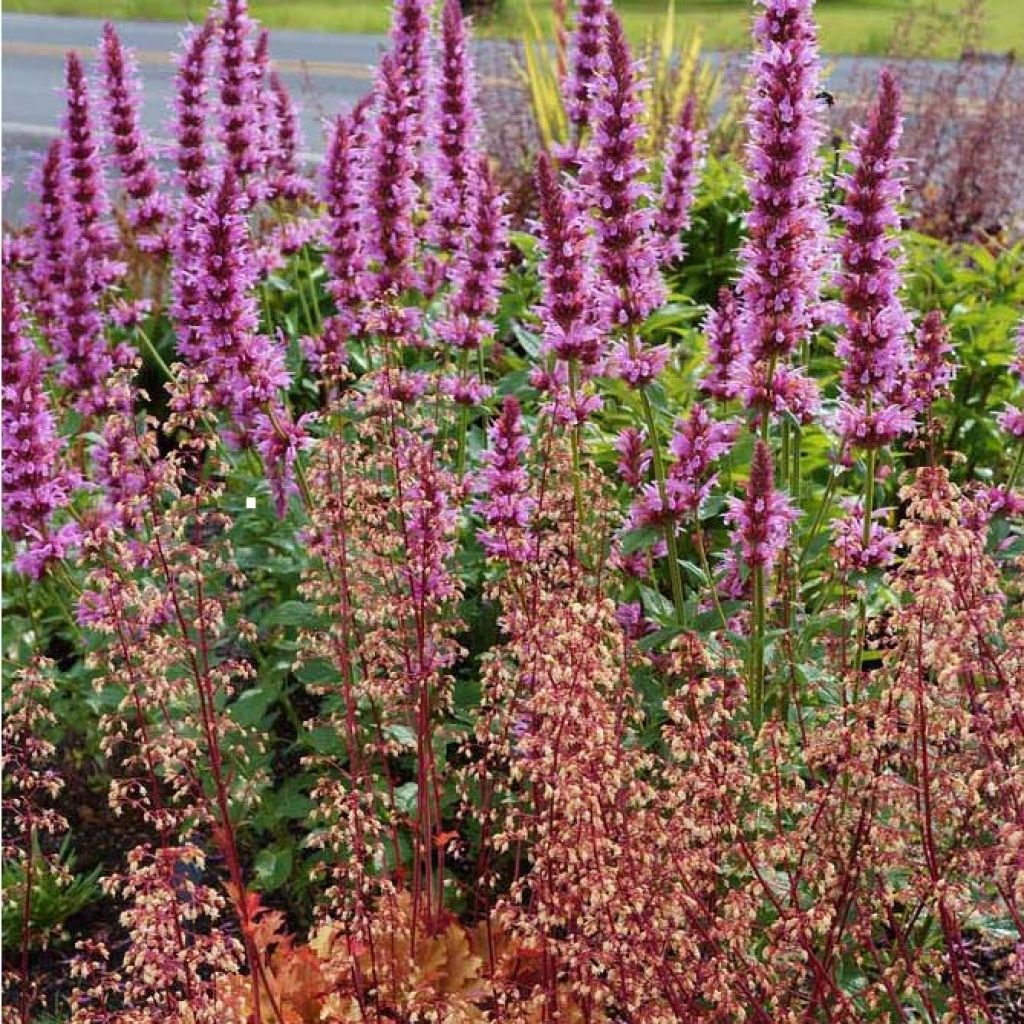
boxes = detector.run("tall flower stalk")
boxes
[737,0,829,425]
[99,23,169,253]
[834,69,911,552]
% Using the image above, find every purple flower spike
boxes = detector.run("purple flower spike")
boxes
[700,287,743,400]
[198,167,289,421]
[534,151,605,366]
[630,406,737,526]
[217,0,261,180]
[2,275,79,576]
[726,439,799,573]
[63,51,116,266]
[170,192,207,363]
[474,396,535,562]
[583,12,664,331]
[831,498,898,572]
[436,156,507,352]
[28,140,69,327]
[173,19,215,200]
[615,427,651,489]
[99,23,169,253]
[906,310,956,413]
[835,68,911,418]
[368,53,419,297]
[431,0,481,254]
[321,111,368,344]
[564,0,609,143]
[53,226,131,416]
[390,0,431,127]
[267,71,311,202]
[738,0,829,389]
[657,95,705,263]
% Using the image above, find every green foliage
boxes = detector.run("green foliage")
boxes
[2,836,103,951]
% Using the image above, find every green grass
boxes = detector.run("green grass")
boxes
[6,0,1024,56]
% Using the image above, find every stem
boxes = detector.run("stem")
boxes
[1006,442,1024,493]
[694,518,728,632]
[456,350,470,477]
[862,447,877,552]
[639,388,686,627]
[567,359,584,520]
[751,563,766,731]
[135,325,173,380]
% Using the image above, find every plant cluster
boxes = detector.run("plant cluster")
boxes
[2,0,1024,1021]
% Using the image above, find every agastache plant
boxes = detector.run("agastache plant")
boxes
[657,94,705,263]
[99,23,169,253]
[172,19,215,199]
[736,0,829,419]
[62,51,116,270]
[563,0,609,149]
[430,0,481,254]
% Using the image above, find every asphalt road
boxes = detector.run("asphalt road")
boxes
[1,13,402,222]
[3,14,1019,225]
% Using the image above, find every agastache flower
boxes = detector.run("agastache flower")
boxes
[835,68,913,447]
[738,0,829,394]
[320,110,368,358]
[474,396,535,561]
[726,439,799,573]
[905,310,956,413]
[266,71,311,202]
[831,498,899,572]
[217,0,261,180]
[583,12,664,330]
[197,167,289,421]
[390,0,431,128]
[62,51,116,267]
[564,0,609,143]
[28,139,69,327]
[2,276,80,576]
[99,24,169,253]
[657,95,705,263]
[699,287,743,400]
[615,427,651,488]
[430,0,481,253]
[52,225,132,416]
[630,406,737,526]
[172,19,214,200]
[169,192,207,363]
[435,156,507,352]
[534,151,605,366]
[367,53,419,297]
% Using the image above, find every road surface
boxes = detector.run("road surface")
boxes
[2,13,408,222]
[3,14,1019,224]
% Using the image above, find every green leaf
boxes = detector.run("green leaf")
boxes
[253,845,293,891]
[394,782,418,816]
[265,601,314,627]
[619,524,664,555]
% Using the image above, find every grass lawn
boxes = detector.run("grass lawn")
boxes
[4,0,1023,56]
